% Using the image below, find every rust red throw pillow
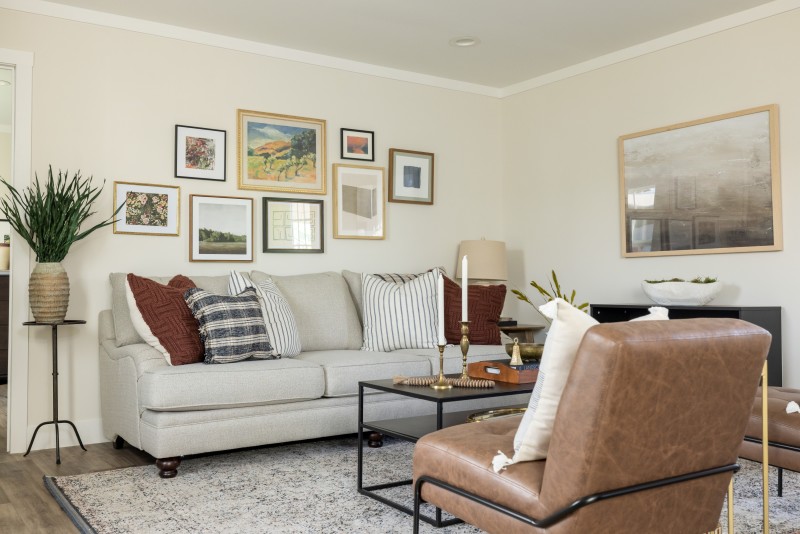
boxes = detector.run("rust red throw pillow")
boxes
[125,274,203,366]
[443,276,506,345]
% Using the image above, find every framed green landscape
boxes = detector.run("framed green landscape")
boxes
[189,194,253,262]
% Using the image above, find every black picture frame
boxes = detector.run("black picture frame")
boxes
[263,197,324,253]
[340,128,375,161]
[175,124,227,181]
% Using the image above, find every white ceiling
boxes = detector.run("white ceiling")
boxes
[34,0,786,91]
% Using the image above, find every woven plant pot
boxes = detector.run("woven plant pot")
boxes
[29,262,70,323]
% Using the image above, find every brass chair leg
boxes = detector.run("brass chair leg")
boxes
[727,478,734,534]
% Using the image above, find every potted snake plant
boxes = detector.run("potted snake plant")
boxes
[0,166,121,323]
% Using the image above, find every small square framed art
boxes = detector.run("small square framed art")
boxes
[263,197,324,253]
[113,182,179,236]
[189,195,254,262]
[175,125,226,181]
[340,128,374,161]
[388,148,434,205]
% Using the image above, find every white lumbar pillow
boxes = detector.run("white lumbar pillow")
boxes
[491,301,669,472]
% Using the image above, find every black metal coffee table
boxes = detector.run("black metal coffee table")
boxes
[357,377,533,527]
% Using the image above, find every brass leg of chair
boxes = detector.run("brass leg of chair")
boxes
[761,361,769,534]
[727,478,734,534]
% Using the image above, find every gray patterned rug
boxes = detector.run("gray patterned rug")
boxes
[44,436,800,533]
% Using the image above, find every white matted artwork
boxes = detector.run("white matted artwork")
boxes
[175,125,226,181]
[263,197,324,253]
[189,195,253,262]
[333,164,385,239]
[388,148,434,205]
[113,182,179,236]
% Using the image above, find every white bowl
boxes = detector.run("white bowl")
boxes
[641,281,721,306]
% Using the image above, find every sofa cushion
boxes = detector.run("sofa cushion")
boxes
[139,358,325,411]
[125,274,203,366]
[185,287,276,364]
[361,269,440,352]
[251,270,362,351]
[110,272,229,347]
[231,271,301,356]
[443,276,505,345]
[294,350,431,397]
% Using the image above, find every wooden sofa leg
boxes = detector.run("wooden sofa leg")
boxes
[368,432,384,448]
[112,436,125,450]
[156,457,182,478]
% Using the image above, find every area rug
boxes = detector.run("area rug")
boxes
[45,436,800,533]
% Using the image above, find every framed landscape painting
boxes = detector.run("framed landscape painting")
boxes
[619,104,782,257]
[237,109,326,194]
[175,125,226,181]
[340,128,374,161]
[113,182,179,236]
[189,195,253,262]
[333,164,385,239]
[263,197,324,253]
[388,148,434,205]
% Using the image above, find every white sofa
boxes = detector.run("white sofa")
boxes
[99,270,526,477]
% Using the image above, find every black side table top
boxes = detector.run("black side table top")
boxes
[23,320,87,326]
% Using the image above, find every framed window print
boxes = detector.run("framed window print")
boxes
[333,164,385,240]
[237,109,326,194]
[263,197,324,253]
[175,125,227,181]
[619,104,782,257]
[189,195,254,262]
[340,128,374,161]
[113,182,179,236]
[388,148,434,205]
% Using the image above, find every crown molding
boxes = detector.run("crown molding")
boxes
[1,0,798,99]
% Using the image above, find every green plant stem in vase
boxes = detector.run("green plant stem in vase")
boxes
[512,269,589,324]
[0,166,122,323]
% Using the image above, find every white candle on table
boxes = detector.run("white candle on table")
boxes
[461,255,468,322]
[437,272,446,345]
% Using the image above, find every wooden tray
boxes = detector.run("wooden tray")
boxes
[467,360,538,384]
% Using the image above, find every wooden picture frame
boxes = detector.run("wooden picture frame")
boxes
[332,163,385,239]
[263,197,324,253]
[619,104,782,257]
[189,195,254,262]
[388,148,434,205]
[113,182,179,236]
[237,109,326,194]
[340,128,374,161]
[175,125,226,181]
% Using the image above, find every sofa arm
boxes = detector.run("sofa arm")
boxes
[101,339,167,376]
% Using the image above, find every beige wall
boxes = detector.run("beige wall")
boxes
[502,11,800,385]
[0,9,504,450]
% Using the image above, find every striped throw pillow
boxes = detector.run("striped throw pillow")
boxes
[184,287,276,364]
[361,268,440,352]
[229,271,302,357]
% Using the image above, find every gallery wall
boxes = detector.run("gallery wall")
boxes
[0,8,504,450]
[502,10,800,385]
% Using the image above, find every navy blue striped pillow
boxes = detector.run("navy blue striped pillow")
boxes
[184,287,277,364]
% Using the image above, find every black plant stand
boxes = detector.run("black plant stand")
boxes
[22,320,87,464]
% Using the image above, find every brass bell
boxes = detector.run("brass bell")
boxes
[509,337,524,367]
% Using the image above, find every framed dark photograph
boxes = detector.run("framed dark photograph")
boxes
[340,128,374,161]
[388,148,434,205]
[175,125,226,181]
[189,195,254,262]
[263,197,324,253]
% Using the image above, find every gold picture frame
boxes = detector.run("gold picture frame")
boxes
[113,181,180,236]
[332,163,385,240]
[237,109,326,194]
[619,104,782,257]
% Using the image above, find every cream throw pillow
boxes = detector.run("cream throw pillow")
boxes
[492,301,668,472]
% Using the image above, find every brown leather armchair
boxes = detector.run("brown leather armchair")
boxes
[412,318,771,533]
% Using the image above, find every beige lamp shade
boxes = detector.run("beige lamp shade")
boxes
[456,239,508,281]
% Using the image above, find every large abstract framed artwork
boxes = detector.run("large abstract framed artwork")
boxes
[113,182,179,236]
[388,148,434,205]
[263,197,324,253]
[237,109,326,194]
[619,105,782,257]
[189,195,254,262]
[333,164,385,239]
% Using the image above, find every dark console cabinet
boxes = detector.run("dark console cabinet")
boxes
[0,274,7,384]
[590,304,782,386]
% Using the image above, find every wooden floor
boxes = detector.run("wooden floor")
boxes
[0,384,153,533]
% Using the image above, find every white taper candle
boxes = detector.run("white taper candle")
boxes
[461,255,468,322]
[437,272,446,345]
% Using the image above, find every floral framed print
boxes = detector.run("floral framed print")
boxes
[190,195,254,262]
[237,109,326,194]
[340,128,374,161]
[175,125,226,181]
[619,104,782,257]
[113,182,179,236]
[388,148,434,205]
[333,164,385,240]
[263,197,324,253]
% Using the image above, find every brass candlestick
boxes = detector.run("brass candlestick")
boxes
[430,344,452,390]
[460,321,470,380]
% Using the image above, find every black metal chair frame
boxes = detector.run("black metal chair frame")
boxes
[743,436,800,497]
[412,464,739,533]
